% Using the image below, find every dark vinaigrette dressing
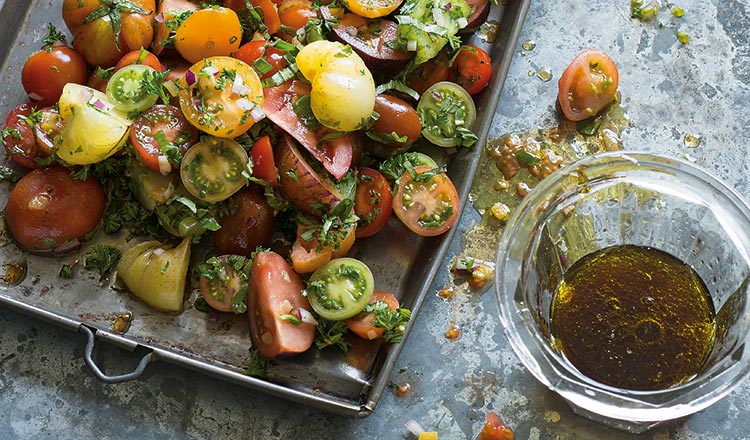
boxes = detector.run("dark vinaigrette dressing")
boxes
[550,245,716,390]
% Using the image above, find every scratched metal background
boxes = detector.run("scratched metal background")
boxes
[3,0,750,438]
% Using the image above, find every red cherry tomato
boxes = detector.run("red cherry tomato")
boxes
[2,103,48,169]
[114,49,165,72]
[392,165,460,237]
[557,48,619,122]
[448,44,492,95]
[21,44,88,108]
[213,188,274,256]
[344,290,399,340]
[234,40,289,81]
[247,251,316,359]
[406,49,449,94]
[354,167,393,238]
[5,166,106,254]
[129,104,199,173]
[250,135,278,186]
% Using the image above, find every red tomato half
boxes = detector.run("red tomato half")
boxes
[344,290,399,340]
[130,104,199,173]
[250,135,278,186]
[392,165,460,237]
[22,45,88,108]
[247,251,316,359]
[354,167,392,238]
[2,103,47,169]
[234,40,289,81]
[557,48,619,121]
[114,49,165,72]
[448,45,492,95]
[5,166,106,254]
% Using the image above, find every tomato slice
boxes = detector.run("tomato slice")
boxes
[263,80,353,179]
[448,45,492,95]
[417,81,477,147]
[2,103,46,169]
[557,48,619,122]
[130,104,199,173]
[392,165,460,236]
[344,290,399,340]
[250,135,278,186]
[354,167,393,238]
[179,136,249,203]
[247,251,316,359]
[305,257,374,320]
[178,56,264,138]
[198,254,251,313]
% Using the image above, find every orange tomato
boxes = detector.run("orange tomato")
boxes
[114,49,165,72]
[174,7,243,64]
[344,291,400,340]
[343,0,402,18]
[290,224,356,274]
[278,0,317,30]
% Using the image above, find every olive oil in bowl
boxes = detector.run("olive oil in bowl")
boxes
[550,245,716,391]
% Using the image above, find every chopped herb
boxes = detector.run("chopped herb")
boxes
[84,245,122,280]
[244,347,271,378]
[42,23,66,46]
[314,319,351,353]
[59,264,74,279]
[514,150,540,167]
[365,301,412,343]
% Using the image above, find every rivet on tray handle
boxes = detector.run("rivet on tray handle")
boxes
[79,325,154,383]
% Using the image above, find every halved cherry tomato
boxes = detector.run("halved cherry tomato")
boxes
[405,49,449,94]
[234,40,289,81]
[247,251,316,359]
[178,56,264,138]
[33,106,64,158]
[392,165,460,236]
[198,254,251,313]
[305,257,374,320]
[344,290,399,340]
[106,64,160,112]
[557,48,619,122]
[180,136,249,203]
[477,411,515,440]
[174,7,243,64]
[5,166,106,254]
[371,94,421,148]
[343,0,402,18]
[354,167,392,238]
[22,44,88,108]
[291,223,356,274]
[250,135,278,186]
[279,0,317,30]
[130,104,200,173]
[2,104,47,169]
[224,0,281,35]
[448,44,492,95]
[114,48,165,72]
[213,188,274,256]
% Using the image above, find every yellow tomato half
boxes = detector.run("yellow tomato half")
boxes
[174,7,242,64]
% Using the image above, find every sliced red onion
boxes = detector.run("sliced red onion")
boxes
[432,90,442,99]
[295,308,318,326]
[444,2,452,8]
[232,75,250,95]
[92,99,107,110]
[154,12,164,23]
[207,308,219,322]
[185,70,196,86]
[203,65,219,76]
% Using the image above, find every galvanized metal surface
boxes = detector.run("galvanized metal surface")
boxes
[2,0,750,438]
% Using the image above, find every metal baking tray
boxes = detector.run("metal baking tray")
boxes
[0,0,529,417]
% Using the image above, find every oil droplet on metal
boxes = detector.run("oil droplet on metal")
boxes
[445,322,461,340]
[111,311,133,334]
[1,260,27,285]
[684,133,702,148]
[521,39,537,51]
[437,287,455,300]
[537,67,553,82]
[528,70,536,77]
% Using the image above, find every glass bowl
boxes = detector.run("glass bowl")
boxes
[495,151,750,433]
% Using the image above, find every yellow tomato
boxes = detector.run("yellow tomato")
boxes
[178,56,264,138]
[343,0,402,18]
[56,83,132,165]
[174,7,242,64]
[296,41,375,132]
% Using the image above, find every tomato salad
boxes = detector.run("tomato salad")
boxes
[1,0,494,364]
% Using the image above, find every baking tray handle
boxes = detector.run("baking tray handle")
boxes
[80,325,154,383]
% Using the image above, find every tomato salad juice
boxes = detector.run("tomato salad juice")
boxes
[2,0,495,363]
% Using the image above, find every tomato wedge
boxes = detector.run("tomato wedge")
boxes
[392,165,460,236]
[557,48,619,122]
[250,135,278,186]
[247,251,316,359]
[354,167,392,238]
[263,80,353,179]
[344,290,399,340]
